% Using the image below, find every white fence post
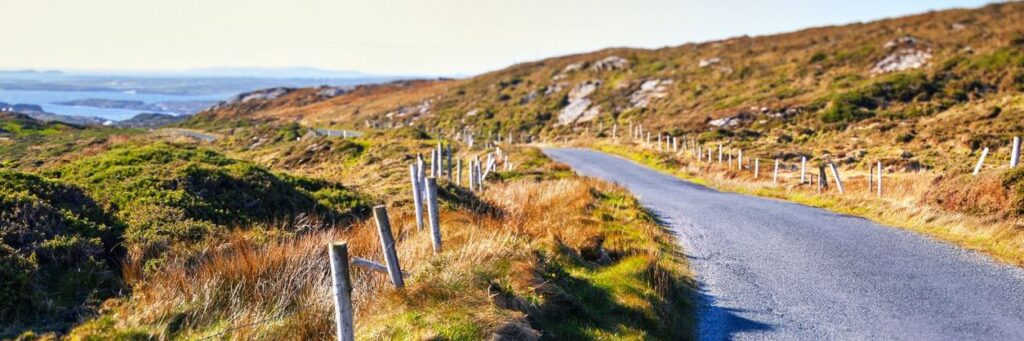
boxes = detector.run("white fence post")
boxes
[425,178,442,253]
[773,159,779,184]
[738,150,743,170]
[973,147,990,176]
[409,165,424,230]
[829,162,844,194]
[718,144,723,163]
[754,159,759,178]
[1013,137,1021,168]
[373,205,404,288]
[800,156,807,184]
[328,242,355,341]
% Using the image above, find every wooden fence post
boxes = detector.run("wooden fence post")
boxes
[426,178,442,253]
[718,144,723,163]
[1013,137,1021,168]
[877,161,883,197]
[973,147,990,176]
[468,160,476,191]
[372,205,404,288]
[328,242,355,341]
[800,156,807,184]
[829,162,844,194]
[818,165,828,191]
[868,164,874,193]
[457,159,463,186]
[429,149,437,178]
[446,144,453,180]
[738,150,743,170]
[754,159,759,178]
[409,164,424,230]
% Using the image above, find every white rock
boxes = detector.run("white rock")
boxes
[558,80,602,125]
[699,57,721,68]
[871,49,932,74]
[591,56,628,71]
[709,116,740,128]
[629,79,673,108]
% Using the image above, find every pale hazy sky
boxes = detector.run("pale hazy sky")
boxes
[3,0,995,76]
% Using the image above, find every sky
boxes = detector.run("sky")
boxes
[1,0,996,77]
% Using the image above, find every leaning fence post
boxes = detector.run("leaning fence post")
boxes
[829,162,844,194]
[372,205,404,288]
[328,242,355,341]
[409,165,424,230]
[425,178,442,253]
[1012,137,1021,168]
[973,147,990,176]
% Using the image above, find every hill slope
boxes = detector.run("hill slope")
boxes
[189,2,1024,170]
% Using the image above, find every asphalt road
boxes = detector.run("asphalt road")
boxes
[544,148,1024,341]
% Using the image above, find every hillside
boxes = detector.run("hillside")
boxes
[188,2,1024,171]
[5,2,1024,339]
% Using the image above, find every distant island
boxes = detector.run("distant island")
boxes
[55,98,217,115]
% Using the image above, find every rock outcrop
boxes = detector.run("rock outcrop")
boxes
[871,36,932,74]
[558,80,601,125]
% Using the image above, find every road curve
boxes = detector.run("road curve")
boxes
[544,148,1024,341]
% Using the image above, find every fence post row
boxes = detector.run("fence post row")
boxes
[372,205,404,288]
[426,178,442,253]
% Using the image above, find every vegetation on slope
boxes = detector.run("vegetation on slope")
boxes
[0,171,120,331]
[63,144,694,340]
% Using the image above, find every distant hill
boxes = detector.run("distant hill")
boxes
[190,2,1024,171]
[115,113,188,128]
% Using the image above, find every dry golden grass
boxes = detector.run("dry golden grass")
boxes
[595,138,1024,266]
[69,162,694,340]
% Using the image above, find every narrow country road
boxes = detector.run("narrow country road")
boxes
[544,148,1024,341]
